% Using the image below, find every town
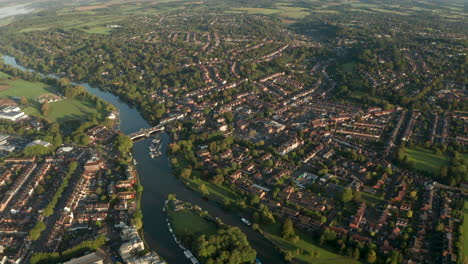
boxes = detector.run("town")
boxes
[0,0,466,263]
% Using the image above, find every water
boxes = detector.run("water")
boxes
[0,4,34,20]
[2,55,284,264]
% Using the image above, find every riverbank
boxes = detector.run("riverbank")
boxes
[2,55,285,264]
[164,198,257,264]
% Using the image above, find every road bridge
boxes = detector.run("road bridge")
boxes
[128,125,165,141]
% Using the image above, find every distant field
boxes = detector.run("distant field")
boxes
[81,26,112,34]
[231,7,282,15]
[404,147,449,175]
[0,72,102,124]
[262,223,361,264]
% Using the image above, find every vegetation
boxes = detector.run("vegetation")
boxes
[42,161,78,217]
[261,222,361,264]
[29,221,46,241]
[30,236,106,264]
[403,146,450,175]
[167,200,256,264]
[0,70,106,124]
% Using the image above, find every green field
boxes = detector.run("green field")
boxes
[262,223,361,264]
[167,207,217,238]
[183,177,241,204]
[231,7,282,15]
[342,62,357,73]
[0,72,102,124]
[404,147,450,175]
[81,26,112,34]
[0,77,58,99]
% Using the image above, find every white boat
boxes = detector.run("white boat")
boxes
[241,218,251,226]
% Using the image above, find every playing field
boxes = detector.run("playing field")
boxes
[404,147,450,175]
[167,207,217,238]
[0,72,102,124]
[262,223,361,263]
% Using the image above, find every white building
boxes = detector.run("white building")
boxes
[119,239,145,261]
[27,139,51,148]
[0,106,27,121]
[63,252,104,264]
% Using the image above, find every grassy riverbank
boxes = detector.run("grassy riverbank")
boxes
[0,71,106,124]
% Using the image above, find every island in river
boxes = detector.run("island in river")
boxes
[1,55,285,264]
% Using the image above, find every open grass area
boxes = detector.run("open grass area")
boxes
[183,177,241,204]
[231,7,282,15]
[30,99,100,123]
[0,76,58,99]
[0,72,103,124]
[167,207,217,238]
[261,223,361,264]
[404,147,449,175]
[342,62,357,73]
[80,26,112,34]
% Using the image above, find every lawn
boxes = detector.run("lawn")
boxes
[342,62,357,73]
[404,147,449,175]
[22,98,100,124]
[0,76,58,100]
[183,176,241,205]
[167,207,217,238]
[0,72,103,124]
[360,191,385,206]
[261,223,361,264]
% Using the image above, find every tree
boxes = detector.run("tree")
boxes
[20,96,29,105]
[353,247,360,260]
[340,187,353,203]
[167,193,177,201]
[282,219,298,242]
[407,210,413,218]
[41,102,50,116]
[58,77,71,88]
[366,249,377,263]
[29,221,46,240]
[200,184,209,197]
[195,227,256,264]
[180,168,192,178]
[115,133,133,156]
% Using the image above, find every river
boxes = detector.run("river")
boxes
[2,55,284,264]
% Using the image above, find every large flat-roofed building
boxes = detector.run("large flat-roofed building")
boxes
[0,106,27,121]
[64,252,104,264]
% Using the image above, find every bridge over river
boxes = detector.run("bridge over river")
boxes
[128,125,165,141]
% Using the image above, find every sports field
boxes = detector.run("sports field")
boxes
[262,222,361,264]
[404,147,450,175]
[167,207,217,238]
[0,72,102,124]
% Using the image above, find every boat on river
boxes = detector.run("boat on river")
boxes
[149,133,163,158]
